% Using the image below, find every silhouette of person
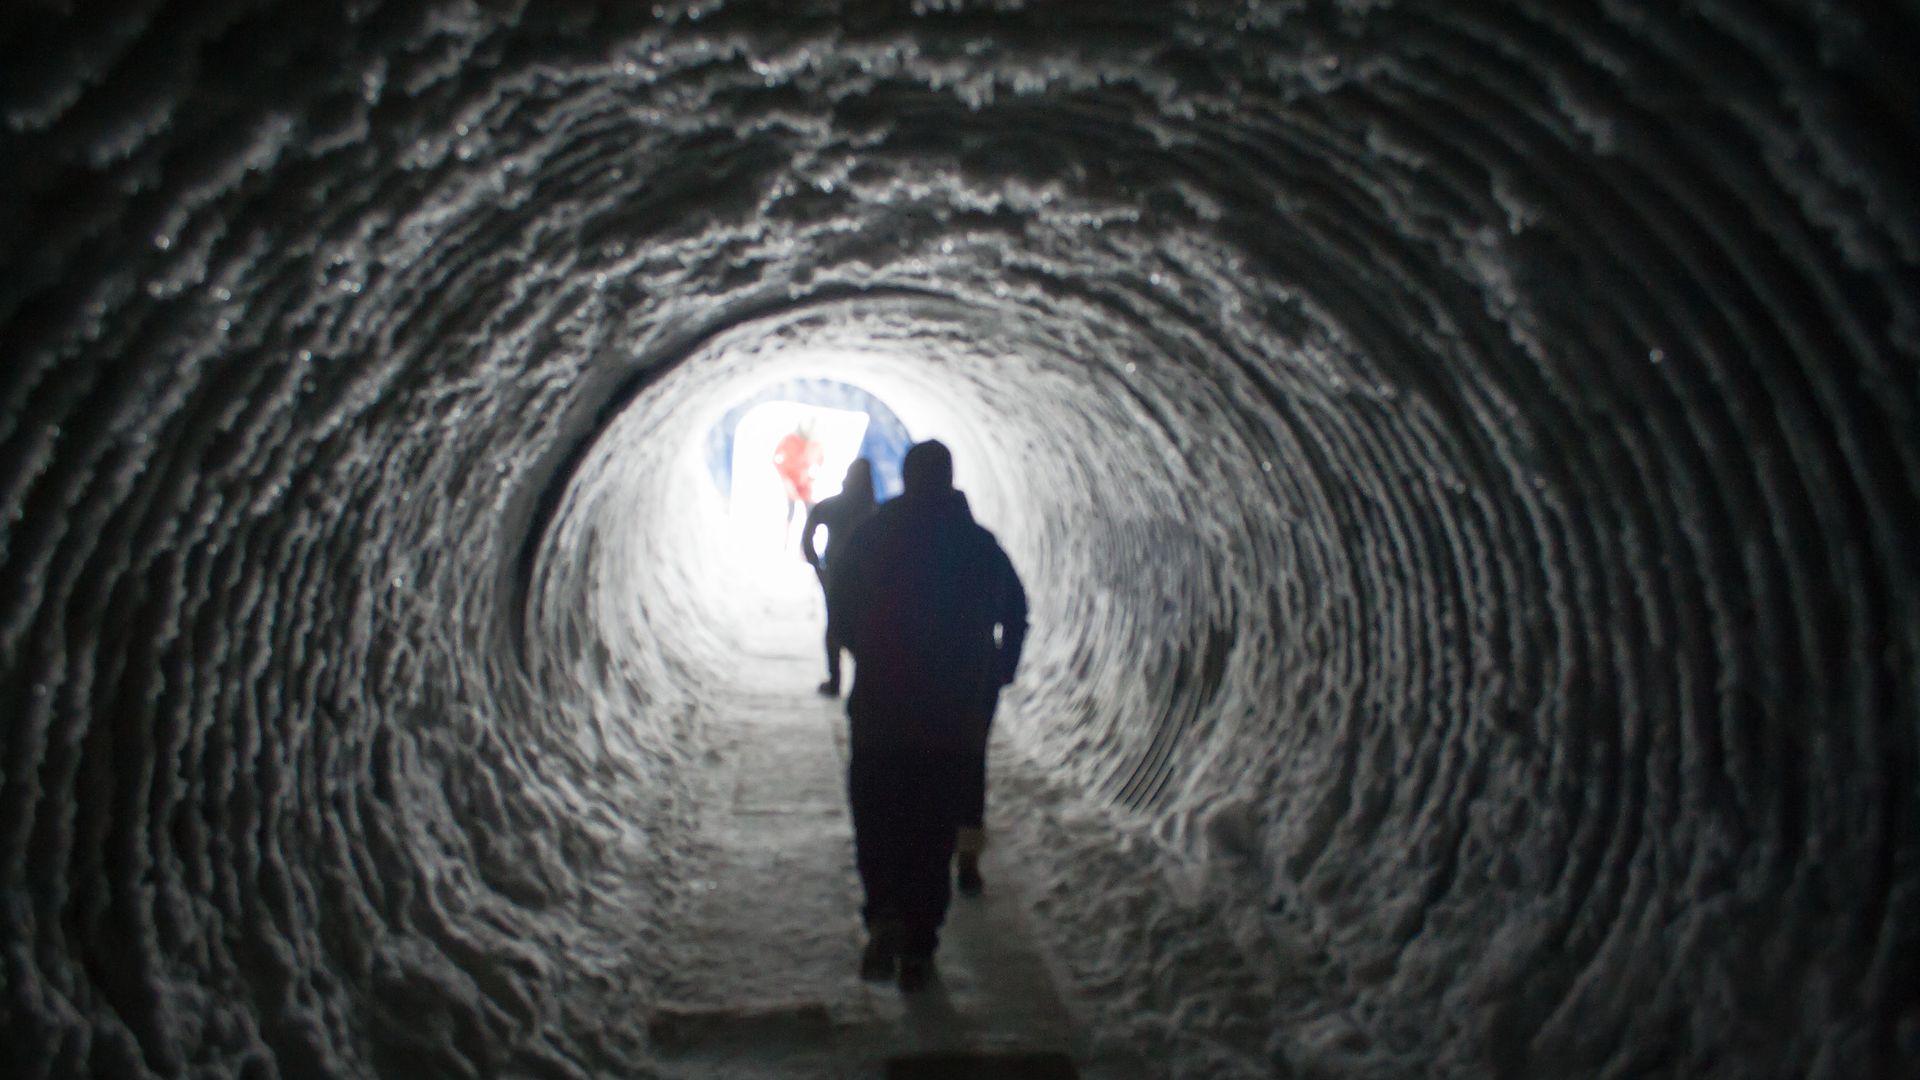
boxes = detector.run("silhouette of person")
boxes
[801,458,877,697]
[825,440,1028,991]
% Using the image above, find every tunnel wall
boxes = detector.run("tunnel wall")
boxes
[3,2,1917,1078]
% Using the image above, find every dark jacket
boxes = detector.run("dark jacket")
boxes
[801,486,877,575]
[826,489,1028,753]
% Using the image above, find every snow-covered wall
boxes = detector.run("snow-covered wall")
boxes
[3,2,1915,1076]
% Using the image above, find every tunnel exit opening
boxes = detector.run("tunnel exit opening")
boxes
[523,309,1059,757]
[540,334,1010,701]
[696,375,915,605]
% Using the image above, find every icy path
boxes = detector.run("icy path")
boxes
[647,585,1130,1079]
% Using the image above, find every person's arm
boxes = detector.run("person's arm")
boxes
[992,547,1028,687]
[801,500,828,568]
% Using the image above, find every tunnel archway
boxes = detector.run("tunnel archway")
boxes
[2,3,1915,1077]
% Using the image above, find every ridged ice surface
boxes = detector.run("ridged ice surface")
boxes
[3,2,1917,1077]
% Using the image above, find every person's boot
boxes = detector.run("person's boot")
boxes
[818,652,841,696]
[896,954,934,993]
[955,852,983,897]
[955,826,986,897]
[859,919,902,982]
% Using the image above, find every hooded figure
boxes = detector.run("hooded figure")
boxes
[825,440,1028,991]
[801,458,878,695]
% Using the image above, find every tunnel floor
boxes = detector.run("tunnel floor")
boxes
[641,590,1143,1079]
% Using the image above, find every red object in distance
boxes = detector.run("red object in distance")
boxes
[773,428,824,504]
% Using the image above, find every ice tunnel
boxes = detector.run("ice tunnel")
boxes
[2,2,1916,1077]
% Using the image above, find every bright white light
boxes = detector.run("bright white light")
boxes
[723,400,871,584]
[606,345,1003,676]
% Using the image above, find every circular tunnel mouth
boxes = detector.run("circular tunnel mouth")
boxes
[522,293,1179,750]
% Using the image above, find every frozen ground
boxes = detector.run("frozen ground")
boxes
[644,577,1387,1079]
[641,581,1141,1079]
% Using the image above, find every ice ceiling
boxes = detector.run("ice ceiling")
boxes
[3,2,1916,1077]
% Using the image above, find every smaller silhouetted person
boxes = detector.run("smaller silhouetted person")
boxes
[826,439,1028,991]
[801,458,877,696]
